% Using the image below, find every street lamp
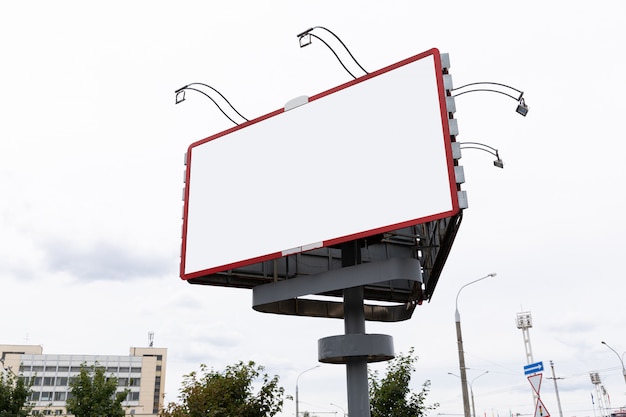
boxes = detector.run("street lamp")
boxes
[601,341,626,384]
[296,365,320,417]
[330,402,347,416]
[455,273,497,417]
[470,371,488,417]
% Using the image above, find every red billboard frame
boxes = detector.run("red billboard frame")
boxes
[180,48,458,281]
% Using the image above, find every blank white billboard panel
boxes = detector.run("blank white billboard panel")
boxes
[181,48,458,280]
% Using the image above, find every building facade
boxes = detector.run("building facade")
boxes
[0,344,166,416]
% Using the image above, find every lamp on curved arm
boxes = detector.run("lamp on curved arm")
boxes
[601,341,626,385]
[296,26,368,80]
[451,82,529,116]
[458,141,504,168]
[174,82,249,125]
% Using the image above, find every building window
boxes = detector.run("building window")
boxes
[43,377,55,386]
[54,392,66,401]
[29,392,40,402]
[130,367,141,373]
[57,366,69,372]
[54,410,63,416]
[33,377,43,386]
[126,392,140,401]
[56,377,68,386]
[130,378,140,387]
[118,378,128,387]
[32,366,44,372]
[41,392,54,401]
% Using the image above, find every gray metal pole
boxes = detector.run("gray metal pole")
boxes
[455,319,471,417]
[455,274,495,417]
[549,360,564,417]
[343,241,370,417]
[344,285,369,417]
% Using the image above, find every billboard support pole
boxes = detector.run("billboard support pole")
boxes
[342,241,371,417]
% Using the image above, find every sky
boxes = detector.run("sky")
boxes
[1,1,625,417]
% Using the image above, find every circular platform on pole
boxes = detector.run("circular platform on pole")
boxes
[318,334,394,364]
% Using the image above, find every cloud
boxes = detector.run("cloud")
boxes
[45,239,173,282]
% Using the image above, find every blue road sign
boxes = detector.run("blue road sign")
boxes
[524,361,544,375]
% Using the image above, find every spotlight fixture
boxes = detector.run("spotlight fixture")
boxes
[297,29,313,47]
[516,97,529,117]
[493,152,504,168]
[175,89,186,104]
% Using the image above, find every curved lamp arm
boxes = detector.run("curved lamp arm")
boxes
[451,82,529,116]
[297,26,368,79]
[175,82,249,125]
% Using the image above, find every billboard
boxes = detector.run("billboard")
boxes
[181,48,458,281]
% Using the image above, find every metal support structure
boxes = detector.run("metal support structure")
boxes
[516,311,537,406]
[342,241,371,417]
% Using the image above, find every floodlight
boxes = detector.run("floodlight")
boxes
[516,97,529,116]
[175,89,186,104]
[493,156,504,168]
[298,33,312,47]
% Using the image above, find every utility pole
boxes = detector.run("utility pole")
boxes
[548,360,564,417]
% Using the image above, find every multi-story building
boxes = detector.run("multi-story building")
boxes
[0,344,167,416]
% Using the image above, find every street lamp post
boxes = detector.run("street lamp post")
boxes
[601,341,626,384]
[455,273,496,417]
[470,371,488,417]
[331,402,347,416]
[296,365,320,417]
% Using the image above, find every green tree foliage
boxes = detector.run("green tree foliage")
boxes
[0,370,32,417]
[161,361,284,417]
[65,363,129,417]
[369,348,439,417]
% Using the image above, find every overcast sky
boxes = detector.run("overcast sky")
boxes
[1,2,626,417]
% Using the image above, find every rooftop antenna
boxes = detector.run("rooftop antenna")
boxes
[148,331,154,347]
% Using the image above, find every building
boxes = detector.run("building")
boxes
[0,344,166,416]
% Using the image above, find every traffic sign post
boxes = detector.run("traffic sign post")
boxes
[527,372,550,417]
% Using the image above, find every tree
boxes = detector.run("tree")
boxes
[161,361,284,417]
[0,369,32,417]
[65,363,129,417]
[369,348,439,417]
